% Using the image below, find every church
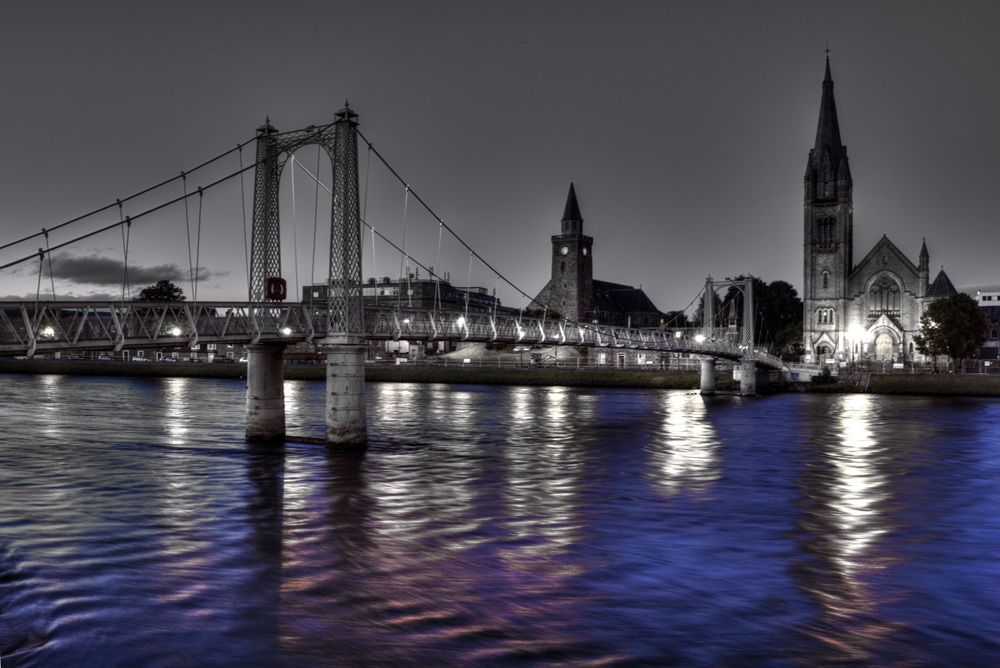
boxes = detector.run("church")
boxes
[802,58,957,363]
[532,184,661,328]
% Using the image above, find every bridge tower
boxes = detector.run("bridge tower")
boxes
[245,103,367,447]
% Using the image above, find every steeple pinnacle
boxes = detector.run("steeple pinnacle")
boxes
[560,183,584,234]
[806,55,851,202]
[919,238,929,271]
[815,57,843,153]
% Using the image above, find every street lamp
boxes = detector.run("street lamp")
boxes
[848,325,865,371]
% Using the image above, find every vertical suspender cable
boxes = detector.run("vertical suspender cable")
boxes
[194,187,203,305]
[34,249,44,326]
[182,172,195,302]
[370,227,378,305]
[310,146,321,297]
[464,250,473,322]
[434,221,443,312]
[397,186,410,308]
[290,156,300,302]
[238,145,250,302]
[42,228,56,300]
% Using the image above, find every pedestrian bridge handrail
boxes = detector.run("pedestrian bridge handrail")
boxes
[0,301,786,370]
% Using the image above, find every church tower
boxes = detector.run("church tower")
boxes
[803,56,853,358]
[532,183,593,320]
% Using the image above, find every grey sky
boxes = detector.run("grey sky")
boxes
[1,1,998,311]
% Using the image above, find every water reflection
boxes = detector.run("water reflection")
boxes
[500,387,587,574]
[794,394,897,665]
[646,392,722,498]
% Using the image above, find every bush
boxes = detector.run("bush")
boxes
[811,366,836,385]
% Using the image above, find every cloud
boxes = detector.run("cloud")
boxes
[0,289,119,302]
[45,252,222,287]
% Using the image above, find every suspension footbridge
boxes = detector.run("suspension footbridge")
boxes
[0,104,788,446]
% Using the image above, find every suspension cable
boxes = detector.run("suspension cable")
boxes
[1,122,340,273]
[0,139,254,253]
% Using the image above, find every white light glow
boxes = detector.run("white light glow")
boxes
[695,334,706,343]
[456,317,466,328]
[282,327,292,335]
[41,326,55,337]
[170,327,182,336]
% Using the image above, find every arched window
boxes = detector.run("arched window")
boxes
[822,271,829,289]
[869,275,901,314]
[560,261,565,273]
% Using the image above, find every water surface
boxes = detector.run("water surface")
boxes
[1,374,998,666]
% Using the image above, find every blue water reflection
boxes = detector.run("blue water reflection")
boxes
[0,377,998,666]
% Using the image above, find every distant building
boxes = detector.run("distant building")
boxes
[532,183,661,328]
[302,276,510,315]
[801,58,958,363]
[977,292,1000,361]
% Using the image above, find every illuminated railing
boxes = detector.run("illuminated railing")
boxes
[0,301,786,370]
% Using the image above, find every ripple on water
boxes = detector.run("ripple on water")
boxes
[1,378,998,666]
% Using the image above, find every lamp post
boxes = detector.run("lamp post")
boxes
[848,325,865,374]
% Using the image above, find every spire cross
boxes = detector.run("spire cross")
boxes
[825,43,830,60]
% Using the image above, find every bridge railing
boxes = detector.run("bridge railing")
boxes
[0,301,786,370]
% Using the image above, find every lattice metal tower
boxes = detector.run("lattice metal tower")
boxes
[249,104,363,342]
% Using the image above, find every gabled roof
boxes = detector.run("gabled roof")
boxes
[926,269,957,297]
[849,235,919,283]
[561,183,583,225]
[592,280,660,314]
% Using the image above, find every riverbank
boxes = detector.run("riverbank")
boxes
[2,360,999,395]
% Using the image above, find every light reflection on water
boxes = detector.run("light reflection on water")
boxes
[646,392,722,498]
[1,376,998,667]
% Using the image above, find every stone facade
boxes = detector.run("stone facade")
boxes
[802,59,955,363]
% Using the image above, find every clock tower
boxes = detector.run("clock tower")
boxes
[532,183,593,320]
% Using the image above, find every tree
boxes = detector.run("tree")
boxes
[913,292,990,372]
[660,310,691,329]
[719,276,803,350]
[134,280,185,302]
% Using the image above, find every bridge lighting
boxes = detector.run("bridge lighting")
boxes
[41,326,55,337]
[456,316,466,328]
[674,331,682,338]
[170,327,182,337]
[695,334,706,343]
[403,319,410,325]
[282,327,292,335]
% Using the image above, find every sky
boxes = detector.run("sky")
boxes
[1,1,998,313]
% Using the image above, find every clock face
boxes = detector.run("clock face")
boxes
[560,245,569,256]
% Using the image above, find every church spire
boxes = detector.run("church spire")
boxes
[560,183,583,234]
[806,55,851,202]
[814,56,844,154]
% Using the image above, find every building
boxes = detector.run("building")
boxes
[303,276,508,315]
[532,184,661,328]
[801,58,957,363]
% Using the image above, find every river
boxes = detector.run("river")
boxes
[0,374,998,666]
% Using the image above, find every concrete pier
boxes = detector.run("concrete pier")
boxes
[739,359,757,396]
[321,341,368,447]
[700,357,716,395]
[245,343,287,441]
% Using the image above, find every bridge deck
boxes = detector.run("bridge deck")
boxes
[0,301,785,369]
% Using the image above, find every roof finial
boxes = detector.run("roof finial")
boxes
[266,115,270,124]
[825,42,830,61]
[344,99,350,108]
